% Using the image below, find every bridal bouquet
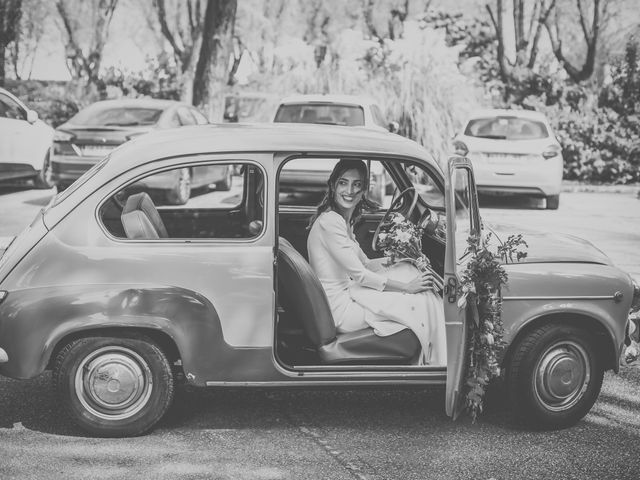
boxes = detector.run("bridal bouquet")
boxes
[375,213,444,292]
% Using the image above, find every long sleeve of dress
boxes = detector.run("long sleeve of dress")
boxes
[317,213,387,291]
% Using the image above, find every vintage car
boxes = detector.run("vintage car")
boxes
[0,124,636,437]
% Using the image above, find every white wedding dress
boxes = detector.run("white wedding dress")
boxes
[307,210,446,365]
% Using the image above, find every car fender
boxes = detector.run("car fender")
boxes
[0,284,226,383]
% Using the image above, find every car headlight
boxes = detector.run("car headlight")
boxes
[54,130,75,142]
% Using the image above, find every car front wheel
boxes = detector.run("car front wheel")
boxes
[53,335,174,437]
[506,323,604,430]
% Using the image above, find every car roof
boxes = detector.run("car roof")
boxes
[277,94,378,107]
[466,108,549,121]
[79,98,188,111]
[106,123,438,173]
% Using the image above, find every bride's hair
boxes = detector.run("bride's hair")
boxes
[308,159,378,228]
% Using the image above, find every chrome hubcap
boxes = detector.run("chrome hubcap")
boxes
[75,346,153,420]
[534,341,590,412]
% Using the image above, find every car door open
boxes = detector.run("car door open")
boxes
[444,156,481,419]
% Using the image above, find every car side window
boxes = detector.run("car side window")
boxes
[0,94,27,121]
[99,161,264,240]
[452,167,478,262]
[278,157,390,209]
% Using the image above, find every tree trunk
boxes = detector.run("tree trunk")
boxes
[0,0,22,86]
[192,0,237,119]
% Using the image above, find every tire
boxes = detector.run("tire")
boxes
[215,166,233,191]
[546,194,560,210]
[33,149,54,189]
[506,323,604,430]
[166,168,191,205]
[53,335,174,437]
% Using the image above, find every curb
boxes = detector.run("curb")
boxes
[561,182,640,195]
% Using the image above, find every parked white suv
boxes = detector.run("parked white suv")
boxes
[0,87,55,189]
[453,109,563,209]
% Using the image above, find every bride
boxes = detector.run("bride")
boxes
[306,159,446,365]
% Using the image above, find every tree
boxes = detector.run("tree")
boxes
[152,0,204,102]
[56,0,119,94]
[485,0,556,85]
[544,0,608,83]
[7,0,53,80]
[192,0,237,115]
[0,0,22,86]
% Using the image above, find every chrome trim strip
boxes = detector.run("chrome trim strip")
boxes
[206,378,446,387]
[503,295,617,301]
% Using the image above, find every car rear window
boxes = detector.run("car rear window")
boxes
[68,105,163,127]
[464,116,549,140]
[274,104,365,126]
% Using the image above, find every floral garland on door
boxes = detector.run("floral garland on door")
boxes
[376,214,528,421]
[457,233,528,422]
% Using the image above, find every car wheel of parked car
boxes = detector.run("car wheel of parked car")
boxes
[166,168,191,205]
[53,335,174,437]
[215,166,233,191]
[546,194,560,210]
[33,149,54,189]
[506,323,604,430]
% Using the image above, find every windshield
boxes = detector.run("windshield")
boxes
[68,105,163,127]
[464,116,549,140]
[274,104,365,126]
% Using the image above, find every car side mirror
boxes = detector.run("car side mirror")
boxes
[26,109,38,124]
[388,121,399,134]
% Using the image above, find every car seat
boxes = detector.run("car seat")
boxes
[277,237,420,364]
[121,192,169,239]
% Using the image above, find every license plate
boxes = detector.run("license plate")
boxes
[81,145,115,157]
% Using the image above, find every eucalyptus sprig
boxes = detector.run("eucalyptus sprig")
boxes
[459,232,528,422]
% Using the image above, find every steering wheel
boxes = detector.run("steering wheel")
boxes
[371,186,419,252]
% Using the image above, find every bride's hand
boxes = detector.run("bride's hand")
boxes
[403,272,435,294]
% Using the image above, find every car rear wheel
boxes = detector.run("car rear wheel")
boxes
[546,194,560,210]
[33,149,54,189]
[166,168,191,205]
[53,335,174,437]
[215,166,233,191]
[506,323,603,430]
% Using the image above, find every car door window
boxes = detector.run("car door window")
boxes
[279,157,390,208]
[0,94,26,120]
[452,167,478,262]
[99,161,264,240]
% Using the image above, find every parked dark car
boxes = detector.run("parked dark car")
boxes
[51,99,233,204]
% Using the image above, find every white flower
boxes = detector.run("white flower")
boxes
[482,333,495,345]
[392,215,404,224]
[395,231,412,243]
[378,233,388,241]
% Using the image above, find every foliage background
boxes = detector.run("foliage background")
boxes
[2,0,639,183]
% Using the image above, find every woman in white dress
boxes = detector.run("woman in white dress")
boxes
[307,159,446,365]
